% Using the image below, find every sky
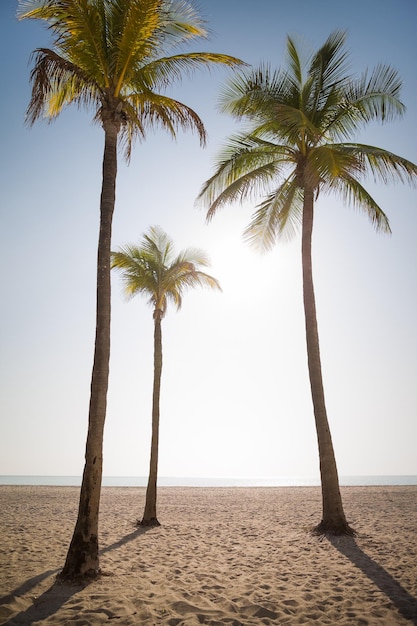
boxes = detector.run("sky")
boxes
[0,0,416,481]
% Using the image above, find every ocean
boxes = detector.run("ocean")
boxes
[0,475,416,487]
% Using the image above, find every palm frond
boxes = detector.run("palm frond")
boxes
[309,144,363,181]
[175,247,211,267]
[154,0,208,48]
[257,104,321,147]
[139,52,244,92]
[120,91,207,152]
[20,0,111,82]
[286,35,305,89]
[347,64,405,123]
[339,143,417,186]
[142,225,175,266]
[323,173,391,233]
[244,176,303,250]
[18,0,75,26]
[322,65,405,141]
[114,100,146,157]
[202,164,282,221]
[111,248,158,302]
[26,47,101,123]
[197,134,292,219]
[218,63,289,120]
[308,30,350,99]
[163,260,221,310]
[111,0,162,95]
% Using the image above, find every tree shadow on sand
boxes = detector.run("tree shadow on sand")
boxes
[0,569,58,607]
[100,523,152,557]
[328,535,417,625]
[0,578,81,626]
[0,524,153,625]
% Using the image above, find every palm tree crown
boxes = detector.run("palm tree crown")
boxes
[198,30,416,245]
[112,225,221,312]
[18,0,243,158]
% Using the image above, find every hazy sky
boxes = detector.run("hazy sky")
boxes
[1,0,416,480]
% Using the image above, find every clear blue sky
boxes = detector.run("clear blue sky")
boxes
[0,0,416,480]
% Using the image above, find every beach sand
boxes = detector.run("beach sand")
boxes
[0,485,416,625]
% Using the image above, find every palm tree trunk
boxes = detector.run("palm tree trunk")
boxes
[140,310,163,526]
[302,190,354,536]
[60,121,118,580]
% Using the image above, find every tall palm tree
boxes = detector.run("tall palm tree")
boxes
[112,226,221,526]
[197,31,417,535]
[18,0,242,579]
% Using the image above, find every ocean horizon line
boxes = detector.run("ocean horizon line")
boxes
[1,474,416,487]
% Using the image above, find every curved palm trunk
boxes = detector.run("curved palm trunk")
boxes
[60,121,118,580]
[140,310,163,526]
[302,190,354,536]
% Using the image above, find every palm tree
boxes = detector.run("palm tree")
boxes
[112,226,221,526]
[197,31,417,535]
[18,0,242,579]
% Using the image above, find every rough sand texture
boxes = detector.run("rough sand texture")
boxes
[0,486,416,625]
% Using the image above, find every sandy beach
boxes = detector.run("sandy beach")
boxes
[0,485,416,625]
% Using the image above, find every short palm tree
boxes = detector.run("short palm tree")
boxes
[197,31,417,535]
[18,0,242,580]
[112,226,221,526]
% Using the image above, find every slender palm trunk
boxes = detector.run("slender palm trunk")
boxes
[140,310,163,526]
[302,190,354,536]
[60,121,118,580]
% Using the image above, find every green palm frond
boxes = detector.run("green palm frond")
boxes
[26,47,101,122]
[110,0,163,94]
[120,91,207,154]
[286,36,305,89]
[154,0,208,47]
[322,65,405,141]
[19,0,112,80]
[142,225,174,266]
[308,30,349,94]
[202,162,281,221]
[348,64,404,123]
[140,52,244,91]
[244,176,303,250]
[339,144,417,186]
[162,258,221,311]
[218,63,288,119]
[111,246,158,299]
[175,247,211,267]
[257,105,321,147]
[309,144,363,181]
[115,100,146,152]
[112,226,221,317]
[198,134,293,219]
[217,59,329,148]
[323,173,391,233]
